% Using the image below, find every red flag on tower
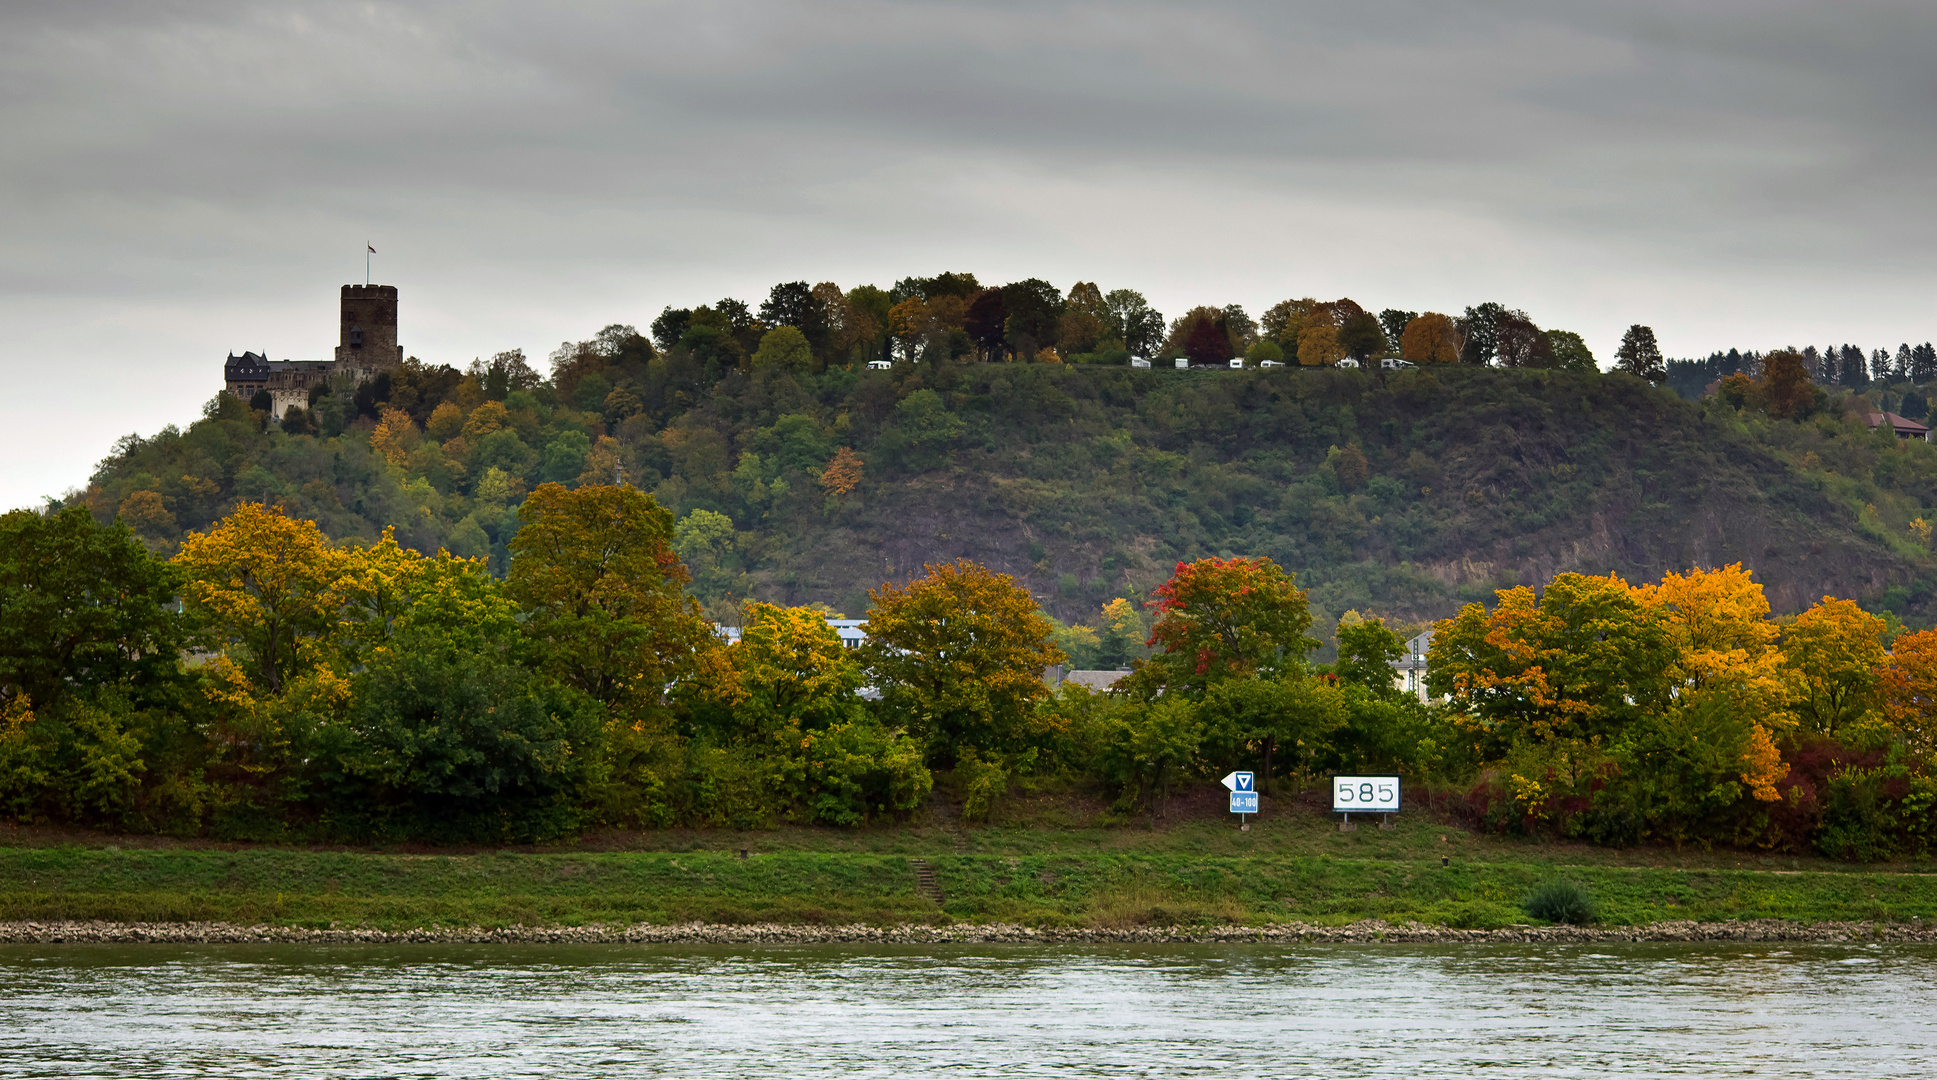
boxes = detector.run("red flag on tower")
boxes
[368,244,376,253]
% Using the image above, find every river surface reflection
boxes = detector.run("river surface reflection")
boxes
[0,941,1930,1077]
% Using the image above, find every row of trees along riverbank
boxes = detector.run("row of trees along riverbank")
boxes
[2,490,1935,859]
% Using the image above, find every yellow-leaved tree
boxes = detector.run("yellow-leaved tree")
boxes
[174,502,341,692]
[1633,563,1792,800]
[1781,597,1886,738]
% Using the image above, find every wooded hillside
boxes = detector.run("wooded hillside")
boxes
[80,351,1937,634]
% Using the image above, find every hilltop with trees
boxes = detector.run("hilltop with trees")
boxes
[78,271,1937,641]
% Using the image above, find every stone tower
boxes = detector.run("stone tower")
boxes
[334,284,403,377]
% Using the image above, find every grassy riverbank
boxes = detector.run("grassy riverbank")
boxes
[3,794,1934,931]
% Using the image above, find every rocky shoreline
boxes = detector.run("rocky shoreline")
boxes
[1,918,1933,946]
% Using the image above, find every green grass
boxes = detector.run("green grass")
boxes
[3,799,1935,931]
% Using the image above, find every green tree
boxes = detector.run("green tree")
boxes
[1616,324,1666,383]
[1103,289,1165,357]
[751,325,816,376]
[1429,573,1674,750]
[1546,330,1597,372]
[0,507,185,709]
[506,483,707,712]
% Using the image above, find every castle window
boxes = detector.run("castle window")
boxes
[350,326,364,348]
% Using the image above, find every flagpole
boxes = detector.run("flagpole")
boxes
[365,243,370,286]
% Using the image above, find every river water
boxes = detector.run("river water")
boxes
[1,942,1930,1077]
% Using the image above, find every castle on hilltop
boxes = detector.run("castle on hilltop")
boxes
[224,284,404,418]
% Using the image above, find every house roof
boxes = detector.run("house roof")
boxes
[1862,411,1930,437]
[1062,669,1131,692]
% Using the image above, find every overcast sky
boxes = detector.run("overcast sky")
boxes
[3,0,1934,509]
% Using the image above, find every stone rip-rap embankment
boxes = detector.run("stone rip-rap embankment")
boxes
[1,919,1933,945]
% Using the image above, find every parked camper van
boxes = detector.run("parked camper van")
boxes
[867,359,893,370]
[1130,357,1152,369]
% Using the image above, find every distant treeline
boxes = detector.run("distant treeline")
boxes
[1667,343,1937,413]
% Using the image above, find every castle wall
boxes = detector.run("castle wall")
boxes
[221,284,403,420]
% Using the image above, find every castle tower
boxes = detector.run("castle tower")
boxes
[334,284,403,376]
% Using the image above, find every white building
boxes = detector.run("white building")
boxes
[1390,629,1434,703]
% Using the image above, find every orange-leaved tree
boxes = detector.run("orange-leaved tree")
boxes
[1879,627,1937,757]
[1399,313,1460,364]
[859,559,1063,765]
[819,447,864,497]
[505,482,706,712]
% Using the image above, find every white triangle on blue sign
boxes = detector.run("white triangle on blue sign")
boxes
[1221,771,1255,792]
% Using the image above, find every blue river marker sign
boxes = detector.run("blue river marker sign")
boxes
[1222,771,1258,828]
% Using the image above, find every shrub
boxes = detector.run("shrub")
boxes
[1524,880,1597,925]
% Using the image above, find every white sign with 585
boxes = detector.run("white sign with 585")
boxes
[1332,775,1401,813]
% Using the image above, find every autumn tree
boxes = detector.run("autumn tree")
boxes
[174,502,342,693]
[1183,311,1232,365]
[1399,313,1461,364]
[859,559,1064,765]
[505,482,707,712]
[1879,628,1937,756]
[1138,556,1318,696]
[1758,350,1818,419]
[1615,324,1666,383]
[1297,323,1346,367]
[819,446,864,497]
[1634,563,1786,717]
[1162,306,1230,365]
[1058,281,1107,354]
[842,285,891,363]
[117,490,176,539]
[1781,597,1885,737]
[888,298,928,363]
[1494,310,1553,368]
[697,602,869,743]
[1429,573,1673,748]
[1261,298,1314,348]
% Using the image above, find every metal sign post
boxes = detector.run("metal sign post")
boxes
[1222,771,1257,830]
